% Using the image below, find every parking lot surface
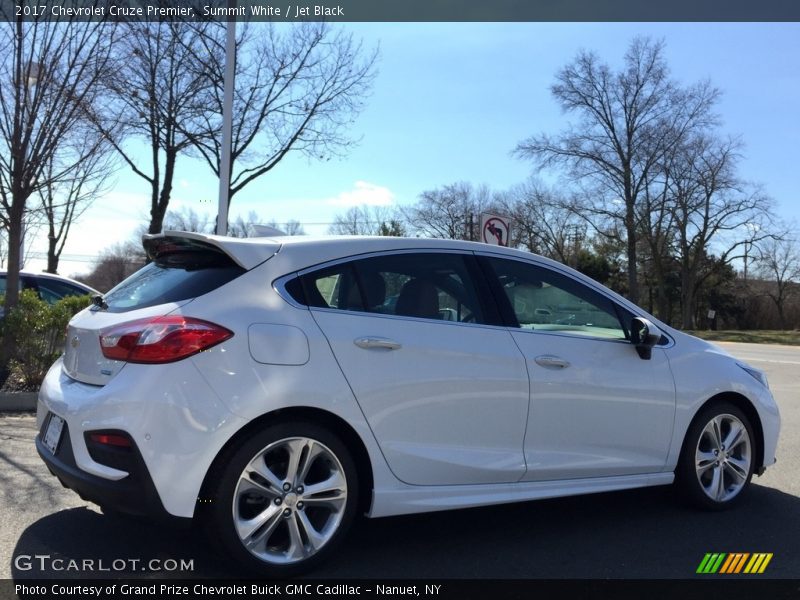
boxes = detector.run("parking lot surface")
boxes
[1,341,798,579]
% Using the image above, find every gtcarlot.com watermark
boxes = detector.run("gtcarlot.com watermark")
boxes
[14,554,194,573]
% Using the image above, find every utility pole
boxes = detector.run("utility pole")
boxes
[216,7,237,237]
[743,240,749,282]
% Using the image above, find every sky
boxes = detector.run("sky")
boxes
[19,22,800,277]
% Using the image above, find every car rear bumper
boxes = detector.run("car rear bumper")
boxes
[36,414,182,522]
[37,357,249,519]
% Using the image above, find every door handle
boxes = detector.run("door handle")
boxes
[354,337,402,351]
[534,355,570,369]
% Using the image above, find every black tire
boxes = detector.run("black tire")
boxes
[202,421,359,577]
[675,401,756,510]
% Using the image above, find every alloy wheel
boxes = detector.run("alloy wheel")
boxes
[694,413,752,503]
[232,437,348,565]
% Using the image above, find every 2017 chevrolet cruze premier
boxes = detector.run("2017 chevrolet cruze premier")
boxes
[36,233,780,575]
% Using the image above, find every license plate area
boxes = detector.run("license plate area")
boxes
[43,413,65,455]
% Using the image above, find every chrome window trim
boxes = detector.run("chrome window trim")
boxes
[272,246,675,349]
[509,326,634,346]
[305,304,506,332]
[272,247,488,326]
[295,247,472,277]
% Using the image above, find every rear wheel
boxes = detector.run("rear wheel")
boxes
[204,422,358,576]
[676,402,755,510]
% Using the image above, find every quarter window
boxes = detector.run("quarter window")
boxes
[485,257,627,340]
[293,263,362,311]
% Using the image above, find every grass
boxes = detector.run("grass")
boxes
[685,330,800,346]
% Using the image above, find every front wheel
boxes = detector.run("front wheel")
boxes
[204,422,359,576]
[676,402,755,510]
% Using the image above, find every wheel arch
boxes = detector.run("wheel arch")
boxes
[686,392,765,472]
[198,406,375,517]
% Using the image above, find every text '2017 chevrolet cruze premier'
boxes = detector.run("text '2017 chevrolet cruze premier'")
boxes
[36,232,780,575]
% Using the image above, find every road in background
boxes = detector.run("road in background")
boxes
[1,342,797,579]
[716,342,799,498]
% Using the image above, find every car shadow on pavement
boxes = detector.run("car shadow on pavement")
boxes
[10,482,800,580]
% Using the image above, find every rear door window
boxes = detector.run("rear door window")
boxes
[35,278,91,304]
[290,253,488,325]
[103,251,245,313]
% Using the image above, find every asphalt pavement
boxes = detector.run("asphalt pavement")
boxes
[1,341,798,580]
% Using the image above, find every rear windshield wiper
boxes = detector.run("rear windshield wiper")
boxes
[92,294,108,310]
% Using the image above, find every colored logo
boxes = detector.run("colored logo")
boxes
[696,553,773,574]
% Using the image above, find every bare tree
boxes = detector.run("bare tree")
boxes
[328,205,401,236]
[98,21,217,234]
[0,17,118,326]
[636,164,678,321]
[266,219,305,236]
[515,37,718,303]
[74,240,146,293]
[228,211,263,238]
[755,236,800,329]
[38,126,116,274]
[163,206,214,234]
[499,179,584,262]
[190,22,378,205]
[405,182,495,241]
[376,219,406,237]
[162,208,306,237]
[667,134,773,328]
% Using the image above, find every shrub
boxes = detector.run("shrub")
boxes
[1,290,92,390]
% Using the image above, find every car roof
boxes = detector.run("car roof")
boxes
[147,231,669,331]
[0,270,98,294]
[148,230,555,271]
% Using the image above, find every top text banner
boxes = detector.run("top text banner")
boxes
[2,0,800,22]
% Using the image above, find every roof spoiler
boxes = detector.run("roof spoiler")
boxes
[142,231,281,270]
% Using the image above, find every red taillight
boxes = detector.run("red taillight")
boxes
[99,316,233,364]
[88,433,132,448]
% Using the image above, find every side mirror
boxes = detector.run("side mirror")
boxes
[630,317,662,360]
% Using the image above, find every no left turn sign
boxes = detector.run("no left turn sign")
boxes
[480,213,511,246]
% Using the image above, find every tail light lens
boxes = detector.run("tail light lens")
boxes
[99,316,233,364]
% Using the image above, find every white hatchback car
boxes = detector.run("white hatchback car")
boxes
[37,232,780,575]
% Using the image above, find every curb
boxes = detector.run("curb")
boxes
[0,391,37,412]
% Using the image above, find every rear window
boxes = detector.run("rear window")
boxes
[102,251,245,313]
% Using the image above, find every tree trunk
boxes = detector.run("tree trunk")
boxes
[4,214,23,309]
[650,256,670,324]
[46,221,59,274]
[2,195,26,365]
[625,207,638,303]
[776,301,786,330]
[47,235,59,274]
[656,283,670,324]
[681,270,696,330]
[149,151,176,234]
